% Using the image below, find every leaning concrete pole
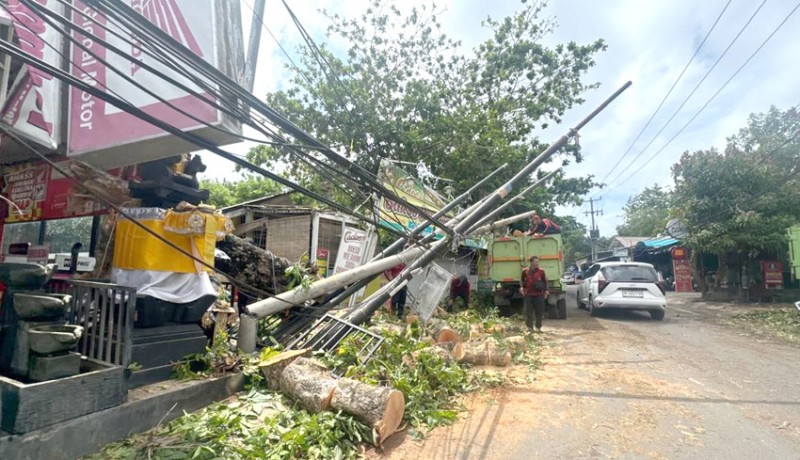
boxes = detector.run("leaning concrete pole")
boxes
[345,82,633,325]
[466,168,560,233]
[320,163,510,311]
[471,209,541,236]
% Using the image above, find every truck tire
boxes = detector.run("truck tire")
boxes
[499,304,512,317]
[556,298,567,319]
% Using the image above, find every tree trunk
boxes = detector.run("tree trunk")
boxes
[259,348,312,390]
[216,234,292,295]
[331,378,405,445]
[279,357,337,413]
[459,337,511,366]
[486,323,524,335]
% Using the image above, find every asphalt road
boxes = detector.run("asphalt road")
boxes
[381,287,800,459]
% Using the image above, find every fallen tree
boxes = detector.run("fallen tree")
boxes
[216,234,292,295]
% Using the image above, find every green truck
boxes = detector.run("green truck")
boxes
[789,225,800,282]
[487,234,567,319]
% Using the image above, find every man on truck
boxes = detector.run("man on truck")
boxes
[521,256,549,332]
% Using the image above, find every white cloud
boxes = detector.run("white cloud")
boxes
[200,0,800,239]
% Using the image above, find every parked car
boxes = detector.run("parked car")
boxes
[561,271,575,285]
[576,262,667,320]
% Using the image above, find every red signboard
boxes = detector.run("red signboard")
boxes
[671,246,693,293]
[1,160,133,222]
[760,261,783,289]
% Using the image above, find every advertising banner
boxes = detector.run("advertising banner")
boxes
[332,228,368,276]
[1,160,133,222]
[0,0,63,150]
[671,246,692,293]
[67,0,241,167]
[760,261,783,289]
[376,160,451,235]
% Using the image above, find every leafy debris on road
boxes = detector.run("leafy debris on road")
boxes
[730,308,800,344]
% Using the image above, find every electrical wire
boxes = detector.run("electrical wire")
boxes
[594,0,733,189]
[602,0,769,192]
[84,0,452,236]
[16,0,426,235]
[600,1,800,198]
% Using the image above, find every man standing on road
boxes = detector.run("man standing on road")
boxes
[521,256,549,332]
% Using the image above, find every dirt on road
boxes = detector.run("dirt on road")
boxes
[377,290,800,459]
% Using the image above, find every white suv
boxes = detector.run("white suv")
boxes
[576,262,667,320]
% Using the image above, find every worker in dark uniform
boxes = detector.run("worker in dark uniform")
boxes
[384,263,407,318]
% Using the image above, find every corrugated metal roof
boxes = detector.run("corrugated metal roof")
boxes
[640,237,679,248]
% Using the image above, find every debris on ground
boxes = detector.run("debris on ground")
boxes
[86,306,541,459]
[729,307,800,344]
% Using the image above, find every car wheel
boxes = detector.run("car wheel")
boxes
[650,309,665,321]
[589,296,599,317]
[557,298,567,320]
[576,296,586,310]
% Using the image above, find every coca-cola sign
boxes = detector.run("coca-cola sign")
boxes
[333,228,370,275]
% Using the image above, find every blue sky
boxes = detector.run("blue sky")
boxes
[200,0,800,237]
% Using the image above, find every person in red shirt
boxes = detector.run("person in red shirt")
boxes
[447,275,470,312]
[521,256,549,332]
[527,214,561,235]
[384,263,407,317]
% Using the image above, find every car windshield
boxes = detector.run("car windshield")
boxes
[601,265,658,282]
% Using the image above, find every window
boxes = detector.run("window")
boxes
[43,217,94,254]
[2,221,41,255]
[601,265,658,282]
[584,264,601,278]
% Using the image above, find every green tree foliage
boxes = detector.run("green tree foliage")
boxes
[671,106,800,256]
[248,0,606,211]
[199,176,282,208]
[558,215,591,264]
[616,185,672,237]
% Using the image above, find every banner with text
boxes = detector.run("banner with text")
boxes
[376,160,451,235]
[333,228,369,275]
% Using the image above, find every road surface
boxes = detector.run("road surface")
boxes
[379,288,800,459]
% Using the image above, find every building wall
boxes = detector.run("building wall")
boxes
[266,215,311,262]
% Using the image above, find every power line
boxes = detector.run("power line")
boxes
[600,1,800,198]
[595,0,733,189]
[602,0,769,192]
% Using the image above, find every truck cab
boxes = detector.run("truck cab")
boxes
[488,234,567,319]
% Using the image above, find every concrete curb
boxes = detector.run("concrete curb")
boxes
[0,373,245,460]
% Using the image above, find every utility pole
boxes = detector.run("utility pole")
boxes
[585,197,602,262]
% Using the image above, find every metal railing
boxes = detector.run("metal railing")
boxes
[66,280,136,368]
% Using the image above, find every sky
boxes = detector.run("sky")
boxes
[198,0,800,238]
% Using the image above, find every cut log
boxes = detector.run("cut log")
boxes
[403,341,465,367]
[469,323,488,340]
[331,377,405,445]
[279,357,337,413]
[405,314,420,325]
[432,326,462,345]
[486,323,524,335]
[503,336,528,355]
[459,337,511,367]
[259,348,312,390]
[436,341,466,361]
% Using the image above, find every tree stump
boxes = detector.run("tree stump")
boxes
[331,378,405,445]
[259,349,312,390]
[279,357,337,413]
[459,337,511,366]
